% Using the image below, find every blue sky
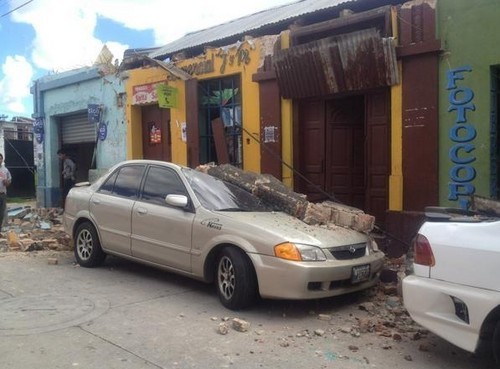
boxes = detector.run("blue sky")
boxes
[0,0,296,120]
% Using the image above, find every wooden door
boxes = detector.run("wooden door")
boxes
[365,91,390,225]
[325,96,365,209]
[296,100,326,201]
[141,105,171,161]
[297,92,389,225]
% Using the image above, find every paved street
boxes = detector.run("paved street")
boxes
[0,250,495,369]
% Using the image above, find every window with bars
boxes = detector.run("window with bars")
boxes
[198,76,242,167]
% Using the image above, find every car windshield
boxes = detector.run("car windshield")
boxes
[182,168,270,212]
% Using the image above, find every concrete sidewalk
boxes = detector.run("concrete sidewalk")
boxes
[0,250,494,369]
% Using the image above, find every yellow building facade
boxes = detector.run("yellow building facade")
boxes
[124,31,408,222]
[125,36,286,176]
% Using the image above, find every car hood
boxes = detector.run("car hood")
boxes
[212,210,368,247]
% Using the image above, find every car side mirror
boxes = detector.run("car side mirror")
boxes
[165,194,189,208]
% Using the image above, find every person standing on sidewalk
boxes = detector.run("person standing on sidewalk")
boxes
[57,149,76,209]
[0,153,12,232]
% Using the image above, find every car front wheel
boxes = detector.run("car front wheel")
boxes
[74,222,106,267]
[216,247,257,310]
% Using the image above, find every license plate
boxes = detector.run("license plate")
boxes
[351,264,370,284]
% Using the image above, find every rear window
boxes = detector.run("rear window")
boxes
[98,165,145,199]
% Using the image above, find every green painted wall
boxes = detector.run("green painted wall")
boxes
[438,0,500,208]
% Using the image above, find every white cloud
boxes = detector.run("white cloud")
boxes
[2,0,295,116]
[11,0,296,72]
[89,0,297,45]
[0,55,33,114]
[12,0,129,72]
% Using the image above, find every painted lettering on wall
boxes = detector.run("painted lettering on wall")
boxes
[132,83,162,105]
[216,48,251,74]
[447,66,476,209]
[181,54,215,76]
[180,47,252,76]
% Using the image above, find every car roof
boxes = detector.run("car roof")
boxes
[115,160,187,170]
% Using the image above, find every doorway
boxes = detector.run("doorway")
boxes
[296,91,390,224]
[141,105,171,161]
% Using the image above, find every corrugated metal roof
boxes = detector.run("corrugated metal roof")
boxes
[150,0,357,59]
[273,28,399,98]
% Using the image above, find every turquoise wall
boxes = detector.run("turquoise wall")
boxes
[34,67,126,207]
[438,0,500,208]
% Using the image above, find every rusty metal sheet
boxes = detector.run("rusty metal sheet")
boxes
[273,28,399,99]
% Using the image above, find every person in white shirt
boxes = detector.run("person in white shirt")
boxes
[57,149,76,209]
[0,153,12,231]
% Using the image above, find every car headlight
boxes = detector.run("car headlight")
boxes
[274,242,327,261]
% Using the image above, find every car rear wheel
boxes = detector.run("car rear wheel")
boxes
[493,321,500,365]
[216,247,257,310]
[74,222,106,267]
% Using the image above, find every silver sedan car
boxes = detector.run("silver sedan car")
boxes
[63,160,384,310]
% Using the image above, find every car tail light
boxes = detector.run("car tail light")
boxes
[413,234,435,266]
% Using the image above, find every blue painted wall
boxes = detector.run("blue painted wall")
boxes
[32,66,127,207]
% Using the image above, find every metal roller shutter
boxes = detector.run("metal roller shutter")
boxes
[61,113,97,144]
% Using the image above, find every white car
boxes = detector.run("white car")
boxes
[403,207,500,363]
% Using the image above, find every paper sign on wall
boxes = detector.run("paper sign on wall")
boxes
[181,122,187,142]
[156,85,178,108]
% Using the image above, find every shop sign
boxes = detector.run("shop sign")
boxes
[216,48,251,74]
[180,46,252,76]
[33,117,44,144]
[132,83,163,105]
[88,104,101,123]
[156,85,178,108]
[181,54,215,76]
[98,122,107,141]
[446,66,476,209]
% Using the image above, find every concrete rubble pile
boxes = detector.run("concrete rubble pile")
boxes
[471,194,500,216]
[196,163,376,233]
[0,206,72,253]
[211,282,430,359]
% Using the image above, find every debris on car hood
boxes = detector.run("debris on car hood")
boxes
[196,163,375,233]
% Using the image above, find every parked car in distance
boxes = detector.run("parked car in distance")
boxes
[403,207,500,364]
[63,160,385,310]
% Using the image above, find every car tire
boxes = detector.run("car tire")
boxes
[74,222,106,268]
[493,320,500,365]
[216,247,257,310]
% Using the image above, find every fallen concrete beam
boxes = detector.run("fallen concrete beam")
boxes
[197,163,375,233]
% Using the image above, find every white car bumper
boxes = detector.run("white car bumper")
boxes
[403,274,500,353]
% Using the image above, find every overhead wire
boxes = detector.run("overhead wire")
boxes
[3,133,36,175]
[0,0,34,18]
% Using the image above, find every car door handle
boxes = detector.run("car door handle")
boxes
[136,207,148,215]
[91,199,101,205]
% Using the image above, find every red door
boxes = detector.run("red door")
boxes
[365,91,390,225]
[297,100,326,202]
[325,96,365,210]
[141,105,171,161]
[297,91,390,225]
